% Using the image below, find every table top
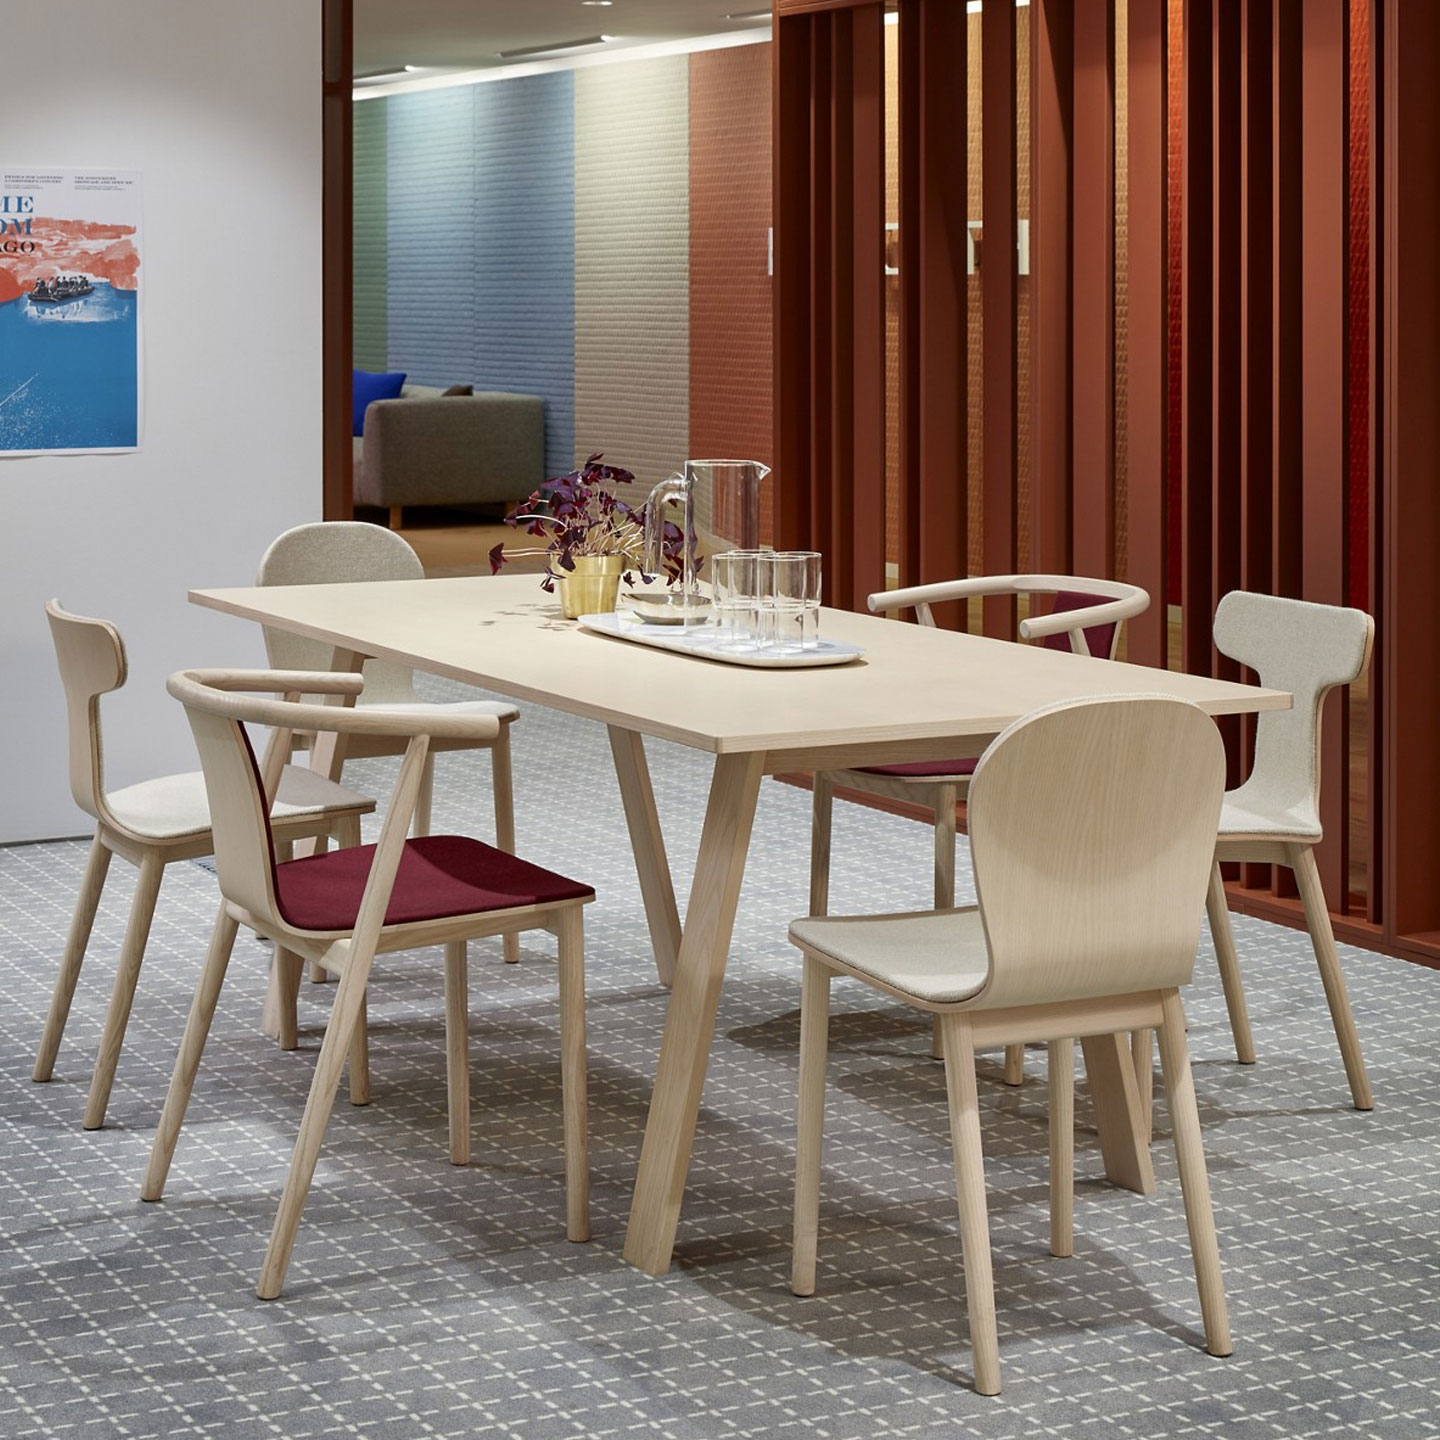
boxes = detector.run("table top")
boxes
[191,574,1290,764]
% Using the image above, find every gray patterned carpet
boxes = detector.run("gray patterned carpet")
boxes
[2,675,1438,1438]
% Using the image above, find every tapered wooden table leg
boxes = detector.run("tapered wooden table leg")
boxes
[623,751,765,1275]
[1080,1032,1157,1195]
[609,726,683,988]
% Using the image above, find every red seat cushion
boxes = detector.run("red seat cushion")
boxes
[1043,590,1117,659]
[274,835,593,933]
[857,755,979,779]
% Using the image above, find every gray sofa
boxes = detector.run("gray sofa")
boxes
[353,383,545,526]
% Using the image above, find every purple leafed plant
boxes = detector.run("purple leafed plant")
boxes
[488,453,693,593]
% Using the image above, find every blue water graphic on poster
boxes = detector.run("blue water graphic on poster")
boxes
[0,284,138,451]
[0,167,143,456]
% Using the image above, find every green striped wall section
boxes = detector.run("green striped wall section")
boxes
[352,99,388,370]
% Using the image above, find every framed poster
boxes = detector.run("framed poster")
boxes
[0,168,142,457]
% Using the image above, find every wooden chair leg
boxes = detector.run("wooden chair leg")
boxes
[1156,989,1232,1358]
[1002,1044,1026,1086]
[939,1012,1001,1396]
[1207,861,1255,1064]
[493,731,521,966]
[33,834,112,1083]
[1048,1038,1074,1259]
[275,947,302,1051]
[444,940,470,1165]
[413,751,435,839]
[791,954,831,1297]
[932,784,956,1063]
[84,850,165,1130]
[308,834,332,985]
[1132,1027,1155,1140]
[389,504,403,530]
[809,772,833,918]
[257,940,374,1300]
[1290,844,1373,1110]
[555,907,590,1242]
[141,906,241,1201]
[347,990,370,1107]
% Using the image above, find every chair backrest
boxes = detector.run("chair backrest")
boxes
[45,600,127,825]
[966,695,1226,1010]
[871,573,1147,659]
[256,522,424,704]
[1212,590,1374,828]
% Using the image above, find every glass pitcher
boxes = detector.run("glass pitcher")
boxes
[685,459,771,553]
[636,474,706,624]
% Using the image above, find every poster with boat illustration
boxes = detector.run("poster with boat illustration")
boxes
[0,168,141,456]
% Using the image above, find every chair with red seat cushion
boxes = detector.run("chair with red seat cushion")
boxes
[142,667,593,1301]
[808,575,1150,1081]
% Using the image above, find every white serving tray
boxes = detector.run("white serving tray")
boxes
[577,611,865,668]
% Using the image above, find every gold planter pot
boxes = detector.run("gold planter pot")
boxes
[557,554,624,619]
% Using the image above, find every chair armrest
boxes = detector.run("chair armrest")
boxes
[1019,591,1150,642]
[169,670,502,744]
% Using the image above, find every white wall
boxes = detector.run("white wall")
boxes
[0,0,324,842]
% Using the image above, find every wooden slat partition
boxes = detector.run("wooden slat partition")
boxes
[774,0,886,613]
[1380,0,1440,958]
[897,0,968,628]
[1071,0,1116,580]
[981,0,1020,638]
[1032,0,1073,580]
[771,0,1440,968]
[1124,0,1168,668]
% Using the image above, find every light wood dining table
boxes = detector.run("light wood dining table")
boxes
[190,572,1290,1276]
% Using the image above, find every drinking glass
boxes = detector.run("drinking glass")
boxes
[771,550,823,650]
[711,550,764,651]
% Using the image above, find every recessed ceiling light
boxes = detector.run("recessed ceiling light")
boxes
[354,68,413,84]
[581,1,613,7]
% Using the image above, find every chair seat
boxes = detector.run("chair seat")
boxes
[1218,791,1321,841]
[274,834,593,933]
[855,756,978,780]
[105,766,372,841]
[790,907,991,1007]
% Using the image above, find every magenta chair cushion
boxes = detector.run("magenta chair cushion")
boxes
[274,835,593,932]
[1043,590,1117,659]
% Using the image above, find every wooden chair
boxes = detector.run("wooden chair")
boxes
[790,695,1231,1395]
[141,667,592,1300]
[32,602,374,1130]
[809,575,1150,1080]
[257,522,523,965]
[1203,590,1376,1110]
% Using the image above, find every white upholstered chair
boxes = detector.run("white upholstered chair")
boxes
[1203,591,1376,1110]
[32,602,374,1130]
[257,522,523,967]
[809,574,1150,1080]
[143,668,593,1300]
[790,695,1231,1394]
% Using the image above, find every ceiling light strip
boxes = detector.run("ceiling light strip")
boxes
[354,27,772,100]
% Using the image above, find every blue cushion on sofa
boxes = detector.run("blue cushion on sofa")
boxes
[352,370,406,436]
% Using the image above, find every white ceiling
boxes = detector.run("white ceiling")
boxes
[353,0,770,79]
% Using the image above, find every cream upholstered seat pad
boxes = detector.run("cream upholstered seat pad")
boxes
[789,907,991,1007]
[1218,792,1322,841]
[105,766,370,841]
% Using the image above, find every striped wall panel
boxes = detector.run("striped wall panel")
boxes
[386,87,478,387]
[689,43,774,540]
[352,99,387,371]
[575,57,691,498]
[473,73,576,478]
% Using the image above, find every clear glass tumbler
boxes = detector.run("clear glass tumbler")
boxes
[711,550,764,651]
[770,551,822,650]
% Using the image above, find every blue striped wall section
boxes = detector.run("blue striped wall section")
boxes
[473,73,576,478]
[386,86,478,387]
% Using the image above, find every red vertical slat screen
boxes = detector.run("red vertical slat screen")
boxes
[981,0,1019,639]
[772,0,1440,967]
